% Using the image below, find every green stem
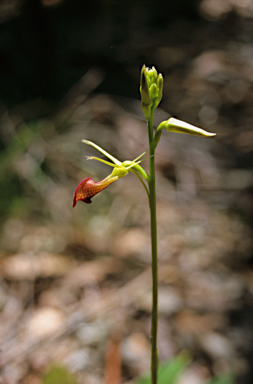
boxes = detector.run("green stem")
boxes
[147,110,158,384]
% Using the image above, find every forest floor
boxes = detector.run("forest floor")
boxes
[1,8,253,384]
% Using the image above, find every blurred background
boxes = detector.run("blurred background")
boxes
[1,0,253,383]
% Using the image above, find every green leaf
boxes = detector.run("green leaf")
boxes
[135,352,191,384]
[42,365,78,384]
[205,373,234,384]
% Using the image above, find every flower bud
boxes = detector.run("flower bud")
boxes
[164,117,216,137]
[140,65,164,119]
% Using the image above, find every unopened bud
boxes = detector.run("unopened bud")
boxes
[140,64,164,119]
[165,118,216,137]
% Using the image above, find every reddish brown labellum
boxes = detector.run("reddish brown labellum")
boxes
[73,177,116,207]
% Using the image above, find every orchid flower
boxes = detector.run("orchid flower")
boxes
[73,140,149,207]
